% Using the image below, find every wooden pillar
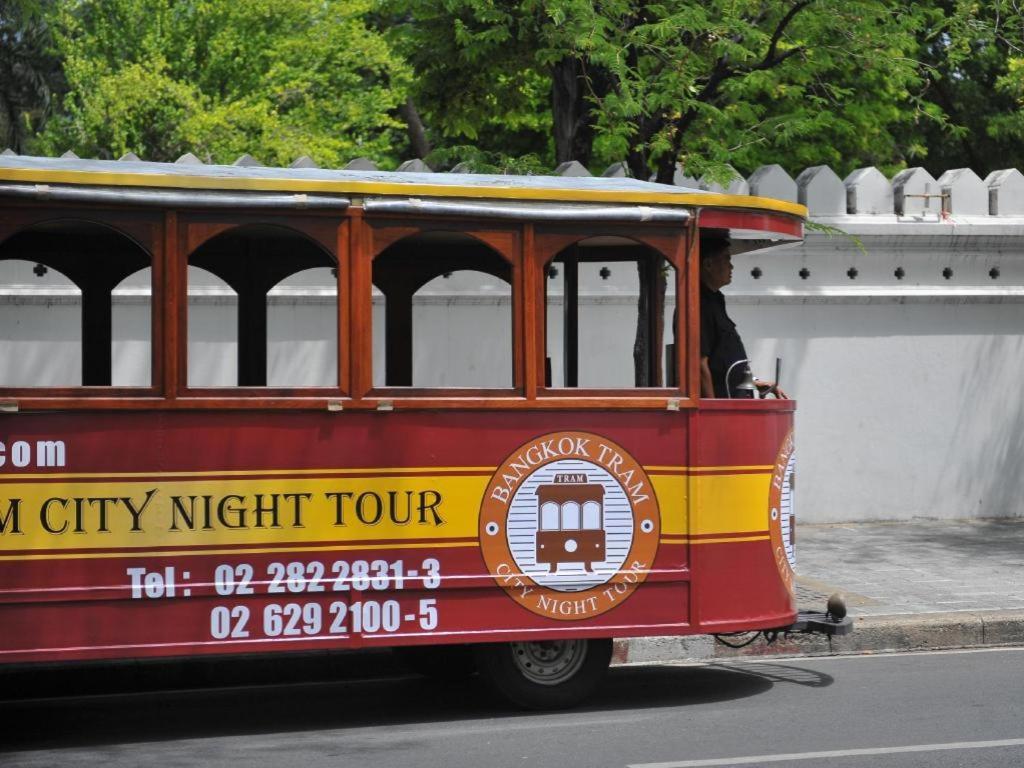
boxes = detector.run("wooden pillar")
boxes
[237,286,268,386]
[522,223,538,399]
[563,248,579,388]
[384,286,414,386]
[80,281,113,386]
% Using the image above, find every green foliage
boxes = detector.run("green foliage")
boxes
[914,1,1024,176]
[33,0,412,165]
[992,55,1024,141]
[8,0,1022,178]
[425,144,548,174]
[0,0,64,152]
[384,1,961,180]
[382,0,553,162]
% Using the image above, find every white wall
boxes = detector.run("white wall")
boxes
[735,302,1024,521]
[3,201,1023,523]
[0,260,81,386]
[411,271,512,388]
[3,263,1021,522]
[727,218,1024,522]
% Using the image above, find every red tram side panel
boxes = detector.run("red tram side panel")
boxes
[0,407,795,664]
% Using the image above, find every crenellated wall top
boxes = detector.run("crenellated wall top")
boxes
[2,147,1024,220]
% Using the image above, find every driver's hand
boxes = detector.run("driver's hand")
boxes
[755,380,788,399]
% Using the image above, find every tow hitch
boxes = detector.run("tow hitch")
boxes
[714,593,853,649]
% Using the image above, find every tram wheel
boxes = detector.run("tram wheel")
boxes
[473,638,612,709]
[393,644,477,679]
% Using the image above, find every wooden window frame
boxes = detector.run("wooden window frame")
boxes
[175,209,348,401]
[357,214,524,402]
[2,204,779,413]
[0,202,164,403]
[530,222,697,410]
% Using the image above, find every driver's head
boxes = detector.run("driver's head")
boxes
[700,235,733,291]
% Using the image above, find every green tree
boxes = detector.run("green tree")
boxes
[1,0,64,153]
[915,1,1024,176]
[386,1,957,180]
[34,0,412,166]
[383,1,554,167]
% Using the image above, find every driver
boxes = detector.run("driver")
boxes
[699,235,785,398]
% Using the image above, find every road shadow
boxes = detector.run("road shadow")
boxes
[0,657,832,752]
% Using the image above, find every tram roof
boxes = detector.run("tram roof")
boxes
[0,154,806,222]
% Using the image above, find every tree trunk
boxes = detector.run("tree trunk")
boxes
[633,260,650,387]
[633,258,667,386]
[626,148,651,183]
[398,96,431,159]
[654,155,678,185]
[0,93,16,152]
[551,57,595,166]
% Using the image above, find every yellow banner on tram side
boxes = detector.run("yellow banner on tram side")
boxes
[0,475,485,553]
[0,470,717,556]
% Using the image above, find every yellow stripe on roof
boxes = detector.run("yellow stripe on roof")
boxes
[0,165,807,218]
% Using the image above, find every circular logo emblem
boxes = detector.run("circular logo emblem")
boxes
[480,432,660,620]
[769,429,796,593]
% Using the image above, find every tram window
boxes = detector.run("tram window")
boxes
[111,268,152,387]
[541,501,560,531]
[187,225,337,388]
[373,234,513,389]
[0,221,153,388]
[561,501,581,530]
[0,259,81,386]
[582,501,602,529]
[545,242,677,388]
[187,266,238,387]
[267,268,337,387]
[413,271,511,387]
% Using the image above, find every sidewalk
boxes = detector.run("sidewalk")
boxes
[617,518,1024,664]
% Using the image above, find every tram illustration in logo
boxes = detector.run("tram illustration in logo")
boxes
[480,431,660,621]
[535,474,606,573]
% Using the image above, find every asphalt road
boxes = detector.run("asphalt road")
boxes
[1,648,1023,768]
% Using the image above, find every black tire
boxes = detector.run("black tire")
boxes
[473,638,612,710]
[393,644,477,679]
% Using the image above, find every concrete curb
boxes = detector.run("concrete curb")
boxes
[613,609,1024,665]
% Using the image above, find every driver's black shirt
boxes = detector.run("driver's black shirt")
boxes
[700,284,750,398]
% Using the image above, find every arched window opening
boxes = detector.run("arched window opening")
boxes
[187,266,238,387]
[545,238,677,388]
[187,225,337,388]
[267,267,337,387]
[0,259,81,386]
[413,270,511,387]
[373,233,513,389]
[112,267,152,387]
[0,221,152,388]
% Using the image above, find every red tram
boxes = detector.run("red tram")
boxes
[0,154,848,708]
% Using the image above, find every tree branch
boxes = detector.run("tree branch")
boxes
[747,44,806,72]
[760,1,813,69]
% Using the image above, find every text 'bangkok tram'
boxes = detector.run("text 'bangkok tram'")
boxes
[0,153,850,708]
